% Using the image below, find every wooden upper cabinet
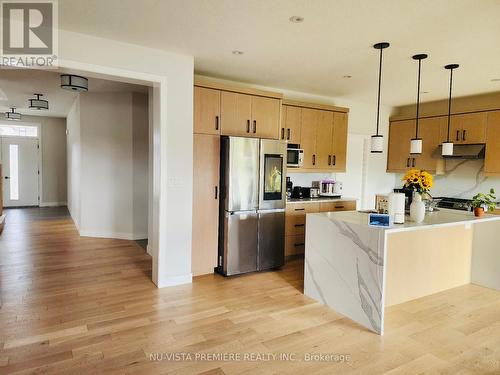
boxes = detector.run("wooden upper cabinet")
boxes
[192,134,220,276]
[315,110,334,169]
[331,112,348,171]
[251,96,281,139]
[220,91,280,139]
[485,111,500,175]
[448,112,487,144]
[220,91,252,137]
[414,117,447,172]
[300,108,319,169]
[387,120,415,172]
[281,105,301,143]
[194,86,220,135]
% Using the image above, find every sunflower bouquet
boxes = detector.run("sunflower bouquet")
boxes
[402,169,433,194]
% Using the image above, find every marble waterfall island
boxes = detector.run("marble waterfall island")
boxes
[304,210,500,335]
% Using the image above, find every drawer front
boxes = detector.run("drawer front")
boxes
[286,202,320,215]
[319,200,356,212]
[285,214,306,236]
[285,234,305,256]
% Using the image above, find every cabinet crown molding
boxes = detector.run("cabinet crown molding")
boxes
[282,99,349,113]
[194,77,283,100]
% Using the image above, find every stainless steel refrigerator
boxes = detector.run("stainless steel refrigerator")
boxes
[217,136,287,276]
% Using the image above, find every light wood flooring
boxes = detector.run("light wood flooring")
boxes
[1,207,500,374]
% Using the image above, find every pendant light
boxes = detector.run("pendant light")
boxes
[371,42,390,153]
[29,93,49,110]
[60,74,89,92]
[410,54,428,155]
[442,64,459,156]
[5,107,21,120]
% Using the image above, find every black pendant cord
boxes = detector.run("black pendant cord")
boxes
[446,68,453,142]
[444,64,459,142]
[375,47,383,136]
[415,59,422,139]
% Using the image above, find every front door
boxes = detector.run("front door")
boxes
[1,137,39,207]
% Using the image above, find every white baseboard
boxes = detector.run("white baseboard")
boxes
[79,230,148,241]
[40,201,67,207]
[156,273,193,288]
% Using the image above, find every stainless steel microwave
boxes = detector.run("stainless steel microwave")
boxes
[287,146,304,168]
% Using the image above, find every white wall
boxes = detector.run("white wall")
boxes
[58,29,194,288]
[66,97,81,228]
[66,91,149,240]
[197,75,396,209]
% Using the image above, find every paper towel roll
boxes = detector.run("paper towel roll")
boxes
[388,192,406,224]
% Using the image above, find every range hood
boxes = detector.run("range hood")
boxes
[434,144,486,159]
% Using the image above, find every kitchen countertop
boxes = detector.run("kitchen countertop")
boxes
[312,208,500,233]
[286,197,358,204]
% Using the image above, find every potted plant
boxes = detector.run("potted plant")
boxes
[471,189,497,217]
[402,169,433,223]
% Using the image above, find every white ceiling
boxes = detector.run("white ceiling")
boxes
[58,0,500,107]
[0,69,148,118]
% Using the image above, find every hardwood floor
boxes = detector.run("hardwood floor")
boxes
[1,207,500,374]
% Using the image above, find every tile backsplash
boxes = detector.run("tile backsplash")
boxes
[396,159,500,200]
[286,172,335,188]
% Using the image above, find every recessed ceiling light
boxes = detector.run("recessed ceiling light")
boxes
[491,78,500,82]
[289,16,304,23]
[232,50,244,55]
[343,75,352,79]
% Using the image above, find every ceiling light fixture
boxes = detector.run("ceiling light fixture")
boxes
[371,42,390,153]
[232,50,244,55]
[289,16,304,23]
[60,74,89,92]
[410,53,428,155]
[5,107,21,121]
[28,93,49,110]
[442,64,459,156]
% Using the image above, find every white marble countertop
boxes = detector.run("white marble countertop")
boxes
[311,209,500,233]
[286,197,358,204]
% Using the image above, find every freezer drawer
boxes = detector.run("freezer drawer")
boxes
[258,210,285,271]
[222,211,258,275]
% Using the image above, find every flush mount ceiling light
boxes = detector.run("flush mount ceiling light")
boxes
[28,93,49,110]
[442,64,459,156]
[371,42,390,153]
[232,50,244,55]
[410,53,428,155]
[60,74,89,92]
[289,16,304,23]
[5,107,21,120]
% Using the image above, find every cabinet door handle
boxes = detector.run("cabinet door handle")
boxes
[215,116,219,130]
[294,243,305,247]
[406,158,410,168]
[456,130,460,141]
[287,128,291,140]
[294,224,305,227]
[281,128,285,139]
[462,129,466,141]
[247,120,250,133]
[412,158,416,167]
[215,186,218,200]
[312,154,316,166]
[294,208,305,211]
[333,155,336,166]
[328,155,331,165]
[335,206,345,209]
[253,120,257,134]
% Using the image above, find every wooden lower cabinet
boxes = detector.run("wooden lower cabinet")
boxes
[192,134,220,276]
[285,200,356,257]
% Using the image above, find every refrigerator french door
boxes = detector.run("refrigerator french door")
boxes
[218,136,286,276]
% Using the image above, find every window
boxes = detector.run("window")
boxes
[0,124,38,137]
[9,144,19,200]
